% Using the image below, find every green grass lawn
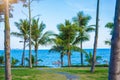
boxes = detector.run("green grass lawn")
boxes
[0,67,108,80]
[48,67,108,80]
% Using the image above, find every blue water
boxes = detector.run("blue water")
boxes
[0,49,110,66]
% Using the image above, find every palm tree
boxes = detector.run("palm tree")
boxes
[11,19,29,66]
[31,18,53,66]
[108,0,120,80]
[49,34,66,67]
[91,0,100,72]
[20,0,42,68]
[57,20,78,67]
[4,0,12,79]
[73,11,94,65]
[104,22,113,45]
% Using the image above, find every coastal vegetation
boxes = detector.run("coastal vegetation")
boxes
[0,0,119,80]
[0,67,108,80]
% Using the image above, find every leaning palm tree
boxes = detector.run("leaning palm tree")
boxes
[91,0,100,73]
[104,22,113,45]
[31,18,53,66]
[11,19,29,66]
[108,0,120,80]
[73,11,94,65]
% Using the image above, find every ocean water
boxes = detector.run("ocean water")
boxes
[0,49,110,66]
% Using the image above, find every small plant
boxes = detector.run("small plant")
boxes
[85,52,102,65]
[25,55,43,66]
[11,57,19,66]
[0,55,4,65]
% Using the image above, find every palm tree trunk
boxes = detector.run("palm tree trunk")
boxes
[80,40,83,66]
[91,0,100,72]
[61,53,63,67]
[21,40,26,66]
[68,50,71,67]
[108,0,120,80]
[4,0,12,80]
[28,0,32,68]
[35,48,38,66]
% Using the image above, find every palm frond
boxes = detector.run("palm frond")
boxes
[70,45,87,54]
[105,40,111,46]
[11,32,23,38]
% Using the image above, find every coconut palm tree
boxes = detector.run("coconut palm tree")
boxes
[73,11,94,65]
[20,0,42,68]
[49,34,66,67]
[57,20,80,67]
[104,22,113,45]
[91,0,100,73]
[31,18,53,66]
[108,0,120,80]
[11,19,29,66]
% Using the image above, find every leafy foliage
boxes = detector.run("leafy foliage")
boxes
[11,57,19,66]
[25,55,43,66]
[0,55,4,65]
[104,22,113,45]
[85,52,102,65]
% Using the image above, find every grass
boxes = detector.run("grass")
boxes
[0,67,108,80]
[0,68,66,80]
[43,67,108,80]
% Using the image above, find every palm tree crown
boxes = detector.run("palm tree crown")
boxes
[31,18,54,66]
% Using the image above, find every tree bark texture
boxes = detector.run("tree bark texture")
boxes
[109,0,120,80]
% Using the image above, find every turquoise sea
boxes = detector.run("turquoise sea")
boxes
[0,49,110,66]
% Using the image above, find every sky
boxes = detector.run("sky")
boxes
[0,0,116,50]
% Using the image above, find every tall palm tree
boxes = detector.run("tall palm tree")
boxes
[73,11,94,65]
[91,0,100,72]
[108,0,120,80]
[104,22,113,45]
[57,20,78,67]
[4,0,12,79]
[20,0,42,68]
[31,18,53,66]
[11,19,29,66]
